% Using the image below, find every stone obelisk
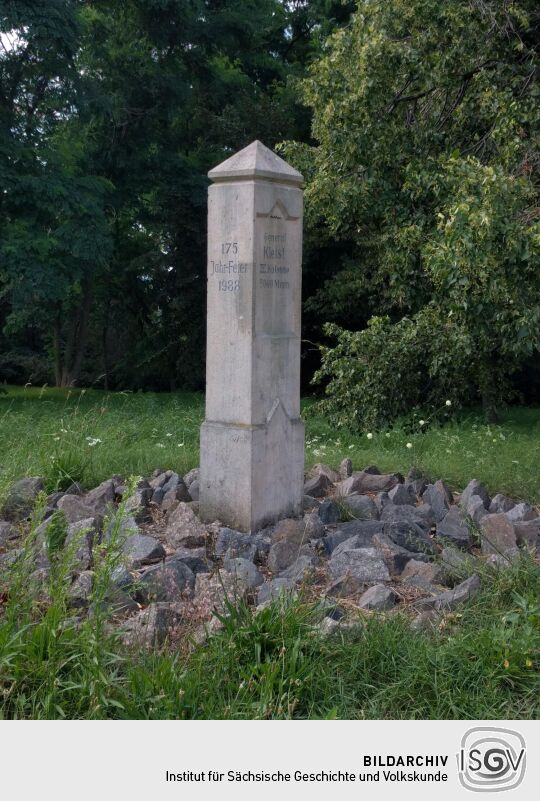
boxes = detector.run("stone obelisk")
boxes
[199,141,304,532]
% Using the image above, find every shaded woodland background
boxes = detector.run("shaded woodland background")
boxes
[1,1,539,424]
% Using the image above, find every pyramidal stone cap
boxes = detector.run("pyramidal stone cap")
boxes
[208,140,303,186]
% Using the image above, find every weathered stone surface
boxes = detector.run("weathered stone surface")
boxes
[436,506,472,547]
[411,610,442,632]
[57,495,98,525]
[380,503,434,531]
[480,513,517,556]
[358,584,396,611]
[268,540,300,574]
[514,518,540,549]
[65,518,96,570]
[318,500,341,524]
[338,471,401,496]
[328,547,390,587]
[224,557,264,589]
[388,484,416,506]
[188,480,199,501]
[124,487,152,523]
[85,479,116,516]
[371,532,429,576]
[272,518,308,546]
[309,463,340,484]
[1,477,44,521]
[384,520,436,554]
[342,494,379,520]
[194,570,253,612]
[323,520,384,555]
[440,547,479,578]
[165,502,207,549]
[303,511,325,540]
[183,468,199,488]
[460,479,490,511]
[405,478,428,498]
[0,521,17,546]
[200,142,304,532]
[68,571,93,608]
[466,494,488,525]
[505,502,536,524]
[122,534,165,569]
[303,473,332,498]
[415,574,480,610]
[489,494,515,514]
[422,481,451,522]
[257,577,295,605]
[175,546,211,574]
[138,559,195,602]
[400,559,444,584]
[280,553,319,584]
[119,602,186,647]
[339,457,353,479]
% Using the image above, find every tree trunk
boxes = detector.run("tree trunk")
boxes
[55,281,93,387]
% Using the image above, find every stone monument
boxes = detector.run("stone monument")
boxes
[199,140,304,532]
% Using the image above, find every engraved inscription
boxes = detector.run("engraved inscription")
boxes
[211,242,249,293]
[259,231,289,290]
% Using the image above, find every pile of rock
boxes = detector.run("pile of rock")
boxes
[0,462,538,646]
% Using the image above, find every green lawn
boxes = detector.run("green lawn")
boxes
[1,385,540,504]
[0,385,538,720]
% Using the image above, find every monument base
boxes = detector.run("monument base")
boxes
[199,411,304,533]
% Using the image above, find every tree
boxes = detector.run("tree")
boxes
[285,0,540,424]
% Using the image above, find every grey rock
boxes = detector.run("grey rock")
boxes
[403,574,441,594]
[151,487,165,505]
[480,513,517,556]
[358,584,396,610]
[303,473,332,498]
[514,518,540,549]
[388,484,416,506]
[215,527,250,557]
[505,502,536,524]
[318,500,341,524]
[183,468,199,488]
[103,514,139,544]
[489,494,515,514]
[175,546,211,574]
[422,481,451,522]
[440,547,479,578]
[85,478,116,517]
[110,564,133,591]
[57,495,99,525]
[257,577,295,605]
[324,520,384,554]
[65,518,96,570]
[363,464,382,475]
[328,547,390,587]
[280,554,319,584]
[343,494,379,520]
[401,559,445,584]
[303,511,325,539]
[338,471,401,496]
[1,477,44,521]
[317,616,340,637]
[0,521,17,546]
[411,610,441,632]
[415,574,481,610]
[372,532,429,575]
[138,559,195,602]
[303,495,319,511]
[374,491,392,513]
[271,518,309,547]
[149,472,168,490]
[436,506,472,547]
[119,602,186,647]
[268,540,300,574]
[466,494,488,525]
[0,548,23,572]
[460,479,490,511]
[339,457,353,479]
[68,571,94,608]
[188,480,200,501]
[124,487,152,523]
[405,478,428,498]
[486,553,516,570]
[309,463,340,483]
[381,503,434,531]
[224,557,264,589]
[384,520,436,555]
[122,534,165,569]
[165,502,207,549]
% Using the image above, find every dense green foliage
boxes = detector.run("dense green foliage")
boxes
[1,499,538,719]
[2,386,540,503]
[286,0,540,424]
[0,0,351,389]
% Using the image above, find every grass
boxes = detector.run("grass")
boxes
[0,385,538,719]
[0,498,538,719]
[1,385,540,503]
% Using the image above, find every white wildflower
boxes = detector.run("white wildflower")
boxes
[445,400,452,407]
[406,442,413,449]
[366,432,373,440]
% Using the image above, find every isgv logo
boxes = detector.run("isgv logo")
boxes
[457,727,526,792]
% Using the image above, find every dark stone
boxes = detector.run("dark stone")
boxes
[257,578,296,605]
[415,574,481,610]
[384,520,436,555]
[224,557,264,588]
[422,481,451,522]
[358,584,396,610]
[328,547,390,587]
[318,500,341,524]
[137,559,195,602]
[175,546,211,573]
[2,477,44,521]
[388,484,416,506]
[436,506,472,547]
[380,503,434,531]
[303,473,332,498]
[460,479,490,511]
[323,520,384,554]
[342,494,379,519]
[122,534,165,568]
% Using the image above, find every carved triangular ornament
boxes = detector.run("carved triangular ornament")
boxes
[256,199,299,222]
